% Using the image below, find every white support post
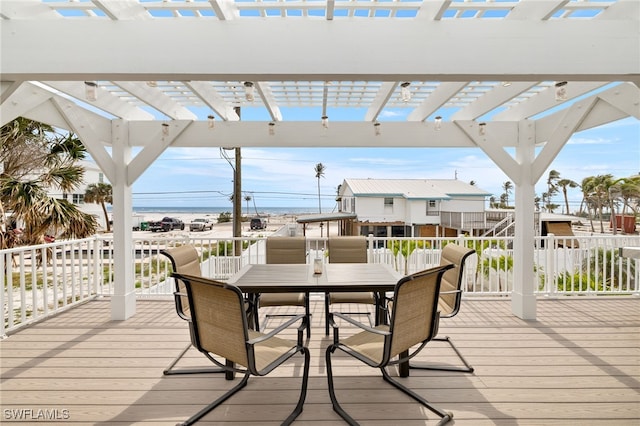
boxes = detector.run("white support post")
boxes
[511,121,537,320]
[110,120,136,320]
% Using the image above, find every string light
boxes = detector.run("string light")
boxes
[268,121,275,136]
[434,116,442,131]
[400,82,411,102]
[479,122,486,136]
[244,82,255,102]
[84,81,97,101]
[555,81,568,101]
[321,115,329,129]
[374,121,381,136]
[162,123,169,137]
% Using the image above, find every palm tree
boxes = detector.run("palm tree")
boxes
[244,194,252,216]
[543,170,560,212]
[618,176,640,217]
[581,174,614,233]
[556,178,579,215]
[85,183,113,232]
[0,118,97,247]
[501,181,513,207]
[314,162,326,213]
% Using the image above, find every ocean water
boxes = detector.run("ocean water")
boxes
[129,206,321,216]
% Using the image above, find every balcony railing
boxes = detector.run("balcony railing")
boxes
[3,233,639,335]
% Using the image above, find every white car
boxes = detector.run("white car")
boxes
[189,218,213,232]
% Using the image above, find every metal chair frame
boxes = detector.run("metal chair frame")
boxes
[410,243,476,373]
[259,236,312,337]
[324,236,376,335]
[160,245,225,376]
[173,272,310,426]
[326,265,454,426]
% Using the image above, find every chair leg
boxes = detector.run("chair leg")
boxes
[178,372,250,426]
[163,343,225,375]
[325,344,359,425]
[324,293,330,336]
[282,346,311,426]
[409,336,474,373]
[380,368,453,425]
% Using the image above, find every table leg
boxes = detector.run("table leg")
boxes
[225,360,235,380]
[399,350,410,377]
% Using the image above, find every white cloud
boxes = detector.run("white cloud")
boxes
[567,137,614,145]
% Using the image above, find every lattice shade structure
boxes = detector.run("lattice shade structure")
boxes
[1,0,637,321]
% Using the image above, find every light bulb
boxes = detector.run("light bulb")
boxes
[84,81,97,101]
[555,81,567,101]
[244,82,255,102]
[400,82,411,102]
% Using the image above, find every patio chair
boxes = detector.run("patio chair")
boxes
[257,236,311,337]
[324,236,377,335]
[409,243,476,373]
[160,245,225,376]
[172,272,310,426]
[326,264,455,426]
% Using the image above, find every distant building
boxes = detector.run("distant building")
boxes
[50,160,109,230]
[337,178,491,237]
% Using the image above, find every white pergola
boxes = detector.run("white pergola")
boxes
[1,0,639,321]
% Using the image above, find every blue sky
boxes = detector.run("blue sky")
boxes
[132,116,639,213]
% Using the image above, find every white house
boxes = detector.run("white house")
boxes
[337,179,491,237]
[50,160,110,230]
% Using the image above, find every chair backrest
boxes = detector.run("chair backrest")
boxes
[438,243,476,318]
[387,264,453,360]
[174,273,251,368]
[328,236,367,263]
[160,245,201,318]
[266,236,307,264]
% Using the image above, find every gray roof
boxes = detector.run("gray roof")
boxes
[342,179,491,200]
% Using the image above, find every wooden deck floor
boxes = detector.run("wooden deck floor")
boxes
[1,297,639,425]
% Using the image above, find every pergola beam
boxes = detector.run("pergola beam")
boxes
[2,20,636,82]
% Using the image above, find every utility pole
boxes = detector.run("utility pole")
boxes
[233,107,242,256]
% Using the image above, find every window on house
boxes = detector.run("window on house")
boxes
[98,173,104,183]
[426,199,439,216]
[384,197,393,207]
[72,194,84,204]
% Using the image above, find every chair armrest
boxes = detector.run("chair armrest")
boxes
[246,313,306,345]
[439,289,462,295]
[172,291,190,321]
[332,312,390,336]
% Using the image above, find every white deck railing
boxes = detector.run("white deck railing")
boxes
[3,232,639,335]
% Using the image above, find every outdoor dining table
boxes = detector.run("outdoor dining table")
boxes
[228,262,412,376]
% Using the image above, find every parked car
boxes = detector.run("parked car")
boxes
[250,217,267,230]
[148,217,185,232]
[189,218,213,232]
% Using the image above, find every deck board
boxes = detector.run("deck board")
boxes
[1,298,639,425]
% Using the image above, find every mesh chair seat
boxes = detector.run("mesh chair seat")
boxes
[259,292,306,307]
[160,245,225,376]
[259,236,311,337]
[326,264,454,426]
[325,236,375,335]
[409,243,476,373]
[329,291,376,304]
[173,272,310,426]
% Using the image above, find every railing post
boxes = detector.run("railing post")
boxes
[546,234,557,298]
[93,237,101,297]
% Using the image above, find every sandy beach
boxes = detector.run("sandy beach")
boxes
[131,212,337,238]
